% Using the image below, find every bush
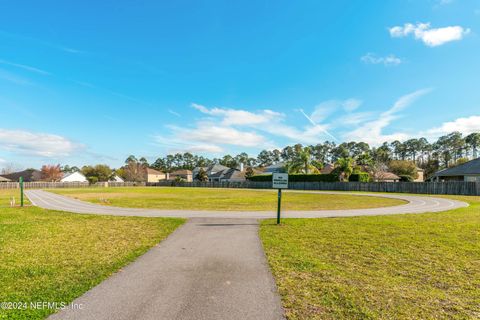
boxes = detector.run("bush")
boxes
[248,174,338,182]
[389,160,418,180]
[247,174,273,182]
[399,175,414,182]
[290,174,338,182]
[87,176,98,185]
[349,172,370,182]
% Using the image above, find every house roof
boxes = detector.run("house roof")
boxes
[374,171,400,180]
[62,171,86,179]
[171,169,192,175]
[0,176,11,182]
[146,168,164,175]
[206,164,230,173]
[218,168,244,180]
[433,157,480,177]
[264,162,287,173]
[321,163,335,174]
[0,169,42,182]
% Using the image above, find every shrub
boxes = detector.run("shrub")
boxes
[247,174,273,182]
[389,160,418,180]
[399,175,414,182]
[248,174,338,182]
[349,172,370,182]
[290,174,338,182]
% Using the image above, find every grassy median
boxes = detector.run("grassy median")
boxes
[260,195,480,319]
[51,187,406,211]
[0,190,184,320]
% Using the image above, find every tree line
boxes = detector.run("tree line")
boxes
[144,131,480,178]
[24,131,480,182]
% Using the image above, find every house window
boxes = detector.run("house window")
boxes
[465,176,480,182]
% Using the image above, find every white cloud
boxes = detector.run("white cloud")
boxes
[361,53,403,66]
[153,134,225,154]
[310,99,362,123]
[343,89,432,145]
[192,103,337,144]
[310,101,339,123]
[0,129,83,157]
[0,68,31,85]
[171,121,266,147]
[192,103,283,126]
[168,109,181,117]
[0,59,50,75]
[422,115,480,139]
[389,23,470,47]
[187,144,224,153]
[336,112,374,126]
[343,99,362,112]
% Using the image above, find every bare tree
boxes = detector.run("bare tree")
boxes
[123,160,147,182]
[0,162,23,175]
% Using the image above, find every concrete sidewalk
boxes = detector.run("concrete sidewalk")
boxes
[49,218,285,320]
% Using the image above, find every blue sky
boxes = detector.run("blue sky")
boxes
[0,0,479,169]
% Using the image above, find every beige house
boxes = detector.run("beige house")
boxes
[414,168,425,182]
[169,169,193,182]
[145,168,166,182]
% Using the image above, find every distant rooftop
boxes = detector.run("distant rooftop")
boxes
[433,157,480,177]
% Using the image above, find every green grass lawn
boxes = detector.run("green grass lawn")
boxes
[0,190,184,320]
[260,195,480,320]
[51,187,406,211]
[0,188,30,207]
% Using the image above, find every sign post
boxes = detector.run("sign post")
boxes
[272,173,288,224]
[19,176,24,207]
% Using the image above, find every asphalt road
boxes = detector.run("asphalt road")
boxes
[26,189,468,219]
[48,218,285,320]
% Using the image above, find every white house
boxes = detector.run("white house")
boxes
[110,175,124,182]
[61,171,87,183]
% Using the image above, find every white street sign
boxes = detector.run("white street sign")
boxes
[272,173,288,189]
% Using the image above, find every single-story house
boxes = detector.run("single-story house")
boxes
[193,164,250,182]
[431,157,480,182]
[144,168,166,183]
[0,169,42,182]
[193,164,230,182]
[0,176,11,182]
[110,175,124,182]
[216,168,245,182]
[169,169,193,182]
[61,171,87,183]
[373,171,400,182]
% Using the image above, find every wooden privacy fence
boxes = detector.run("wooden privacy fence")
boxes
[0,180,478,195]
[150,180,480,196]
[0,181,146,189]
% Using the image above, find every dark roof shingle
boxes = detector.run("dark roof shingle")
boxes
[434,157,480,177]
